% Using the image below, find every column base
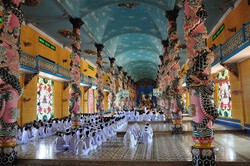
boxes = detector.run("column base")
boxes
[171,124,183,134]
[0,146,17,166]
[166,118,172,123]
[191,146,216,166]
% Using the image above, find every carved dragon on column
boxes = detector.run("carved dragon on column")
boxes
[108,57,116,113]
[166,7,183,134]
[184,0,218,165]
[95,43,104,113]
[0,0,38,164]
[58,17,83,127]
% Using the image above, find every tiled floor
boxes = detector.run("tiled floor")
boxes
[16,124,250,164]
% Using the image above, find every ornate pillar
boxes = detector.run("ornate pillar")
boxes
[0,0,38,165]
[184,1,218,165]
[59,17,84,127]
[166,7,183,134]
[95,43,105,113]
[127,76,131,110]
[117,66,123,110]
[108,57,116,113]
[161,40,173,123]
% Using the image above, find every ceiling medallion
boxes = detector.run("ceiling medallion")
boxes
[118,2,139,9]
[84,49,97,55]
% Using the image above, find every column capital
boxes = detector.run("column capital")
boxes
[95,43,104,53]
[117,66,123,71]
[162,40,169,48]
[165,7,179,21]
[69,16,84,29]
[108,57,116,64]
[123,72,128,77]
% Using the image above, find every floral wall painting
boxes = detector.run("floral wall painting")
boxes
[37,77,54,121]
[218,70,232,118]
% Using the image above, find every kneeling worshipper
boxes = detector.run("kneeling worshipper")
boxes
[123,130,137,148]
[32,126,40,141]
[158,111,166,121]
[21,127,31,144]
[63,129,72,147]
[75,134,90,156]
[92,132,102,146]
[151,112,157,121]
[83,131,97,151]
[145,123,153,136]
[54,132,66,152]
[68,132,77,152]
[140,127,153,144]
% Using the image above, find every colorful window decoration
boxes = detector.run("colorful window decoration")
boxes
[37,77,54,121]
[217,70,232,117]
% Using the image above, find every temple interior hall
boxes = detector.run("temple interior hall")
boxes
[1,0,250,166]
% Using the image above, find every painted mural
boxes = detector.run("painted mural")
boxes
[37,77,54,120]
[218,70,232,117]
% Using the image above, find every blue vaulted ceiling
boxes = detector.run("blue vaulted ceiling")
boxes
[22,0,237,82]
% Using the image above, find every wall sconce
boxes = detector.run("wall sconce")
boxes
[23,42,32,47]
[23,97,31,103]
[62,98,68,102]
[62,59,68,63]
[228,27,236,32]
[83,69,87,72]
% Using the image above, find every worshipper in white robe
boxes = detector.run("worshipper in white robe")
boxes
[63,130,72,147]
[97,128,107,143]
[92,132,102,146]
[75,134,90,155]
[144,112,151,121]
[21,127,30,144]
[43,124,49,137]
[158,111,166,121]
[83,131,97,151]
[47,124,54,136]
[123,130,137,148]
[16,126,23,144]
[54,133,66,152]
[140,127,153,144]
[39,123,45,138]
[151,112,157,121]
[144,123,153,136]
[32,126,40,141]
[68,132,77,152]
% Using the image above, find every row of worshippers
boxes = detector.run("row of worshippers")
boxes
[123,123,153,148]
[17,113,123,144]
[54,116,126,155]
[125,110,166,122]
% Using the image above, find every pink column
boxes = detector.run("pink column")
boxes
[108,57,116,113]
[184,0,218,165]
[95,43,105,113]
[0,0,38,164]
[59,17,84,127]
[166,7,183,134]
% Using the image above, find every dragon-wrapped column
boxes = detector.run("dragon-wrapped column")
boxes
[184,0,218,165]
[166,8,183,133]
[0,0,38,164]
[95,43,105,113]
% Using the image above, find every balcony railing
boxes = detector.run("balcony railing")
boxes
[19,53,93,85]
[212,22,250,66]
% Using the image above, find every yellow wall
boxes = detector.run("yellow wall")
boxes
[81,61,97,78]
[207,0,250,48]
[20,25,71,69]
[20,75,38,125]
[83,90,88,113]
[103,92,109,110]
[240,59,250,124]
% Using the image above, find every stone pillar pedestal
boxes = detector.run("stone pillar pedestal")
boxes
[191,142,216,166]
